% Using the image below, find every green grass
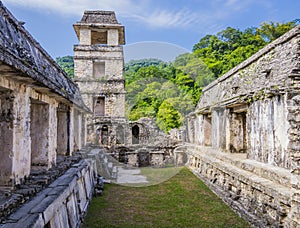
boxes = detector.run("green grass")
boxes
[83,167,250,228]
[120,166,183,187]
[140,166,182,185]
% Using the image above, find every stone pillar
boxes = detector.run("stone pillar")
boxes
[69,107,75,155]
[82,115,87,146]
[77,112,82,150]
[57,106,69,156]
[79,29,91,45]
[73,109,79,150]
[48,102,58,167]
[0,85,31,185]
[107,29,119,45]
[73,109,83,150]
[195,115,201,145]
[13,86,31,183]
[212,108,228,150]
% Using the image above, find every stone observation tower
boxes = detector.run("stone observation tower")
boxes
[73,11,126,145]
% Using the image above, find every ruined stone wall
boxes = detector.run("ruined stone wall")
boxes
[0,3,87,110]
[0,3,89,186]
[74,45,125,118]
[188,25,300,169]
[106,118,179,167]
[0,77,83,185]
[185,25,300,226]
[2,159,96,227]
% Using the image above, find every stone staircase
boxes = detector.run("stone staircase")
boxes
[79,146,134,181]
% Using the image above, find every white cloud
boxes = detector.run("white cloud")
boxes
[3,0,143,16]
[130,9,200,29]
[3,0,274,30]
[3,0,201,29]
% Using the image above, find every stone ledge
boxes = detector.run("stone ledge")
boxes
[189,145,292,188]
[1,158,96,227]
[186,145,295,226]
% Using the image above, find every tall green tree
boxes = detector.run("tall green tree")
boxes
[257,21,297,42]
[56,56,74,78]
[193,21,297,78]
[156,100,183,133]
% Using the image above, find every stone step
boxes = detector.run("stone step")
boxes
[189,144,292,188]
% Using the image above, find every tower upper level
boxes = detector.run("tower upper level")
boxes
[73,11,125,46]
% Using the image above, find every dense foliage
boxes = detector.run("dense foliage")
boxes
[56,21,298,132]
[193,21,298,77]
[56,56,74,78]
[125,57,212,132]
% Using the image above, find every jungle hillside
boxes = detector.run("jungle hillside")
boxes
[57,20,298,133]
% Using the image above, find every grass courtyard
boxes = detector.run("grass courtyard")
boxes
[83,167,250,227]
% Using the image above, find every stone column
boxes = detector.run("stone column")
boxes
[287,94,300,226]
[12,86,31,184]
[48,102,58,167]
[69,106,75,155]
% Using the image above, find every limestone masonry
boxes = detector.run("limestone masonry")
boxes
[0,0,300,227]
[73,11,179,168]
[185,25,300,226]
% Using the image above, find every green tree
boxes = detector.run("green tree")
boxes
[156,100,183,133]
[192,20,297,78]
[125,20,298,132]
[56,56,74,78]
[257,21,297,42]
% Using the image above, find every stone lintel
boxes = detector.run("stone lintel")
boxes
[74,45,123,52]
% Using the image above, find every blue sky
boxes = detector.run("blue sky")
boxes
[2,0,299,62]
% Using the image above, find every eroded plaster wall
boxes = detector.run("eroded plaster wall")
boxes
[247,95,290,168]
[190,26,300,169]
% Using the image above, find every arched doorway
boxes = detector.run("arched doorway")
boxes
[132,125,139,144]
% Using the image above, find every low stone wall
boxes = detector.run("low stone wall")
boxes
[110,145,175,168]
[1,159,96,227]
[184,144,299,227]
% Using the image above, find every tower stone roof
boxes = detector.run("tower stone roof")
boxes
[73,10,125,45]
[80,11,119,24]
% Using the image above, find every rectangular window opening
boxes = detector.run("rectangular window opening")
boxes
[93,62,105,79]
[94,97,105,116]
[91,30,107,45]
